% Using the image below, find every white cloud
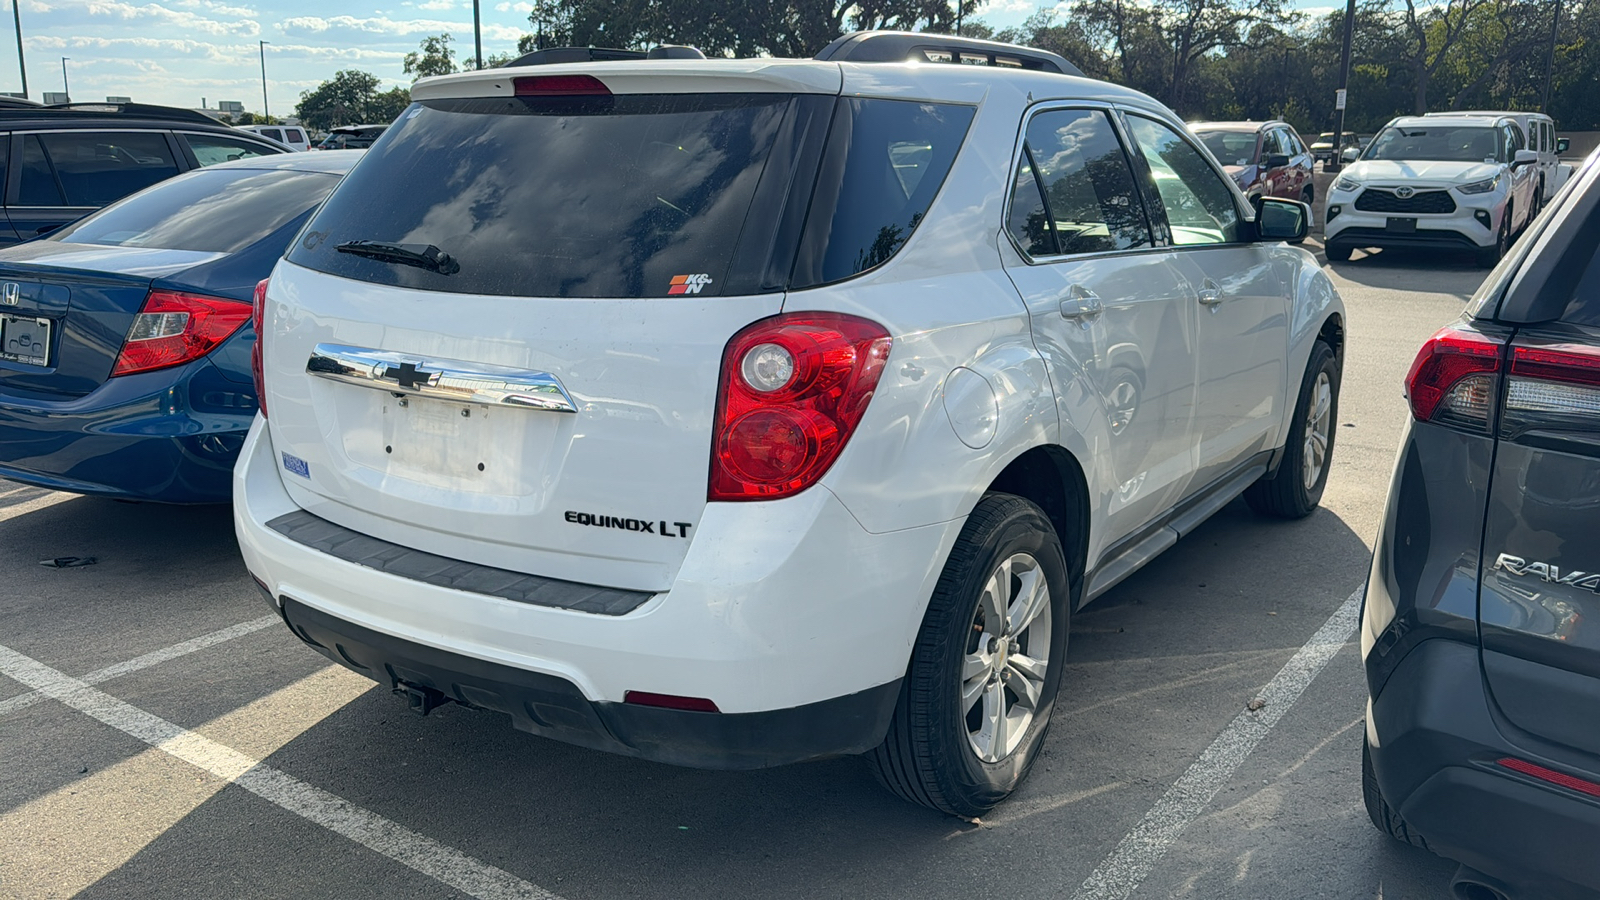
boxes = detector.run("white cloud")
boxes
[413,0,455,9]
[493,1,532,12]
[80,0,259,36]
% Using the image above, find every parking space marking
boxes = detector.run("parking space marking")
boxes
[0,643,566,900]
[1068,587,1363,900]
[0,615,278,719]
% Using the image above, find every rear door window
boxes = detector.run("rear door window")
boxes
[18,134,65,205]
[286,128,305,144]
[1009,108,1150,256]
[51,167,340,254]
[291,94,796,297]
[35,131,180,207]
[183,132,279,167]
[262,128,283,142]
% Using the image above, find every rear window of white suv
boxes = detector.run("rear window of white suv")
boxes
[288,91,972,298]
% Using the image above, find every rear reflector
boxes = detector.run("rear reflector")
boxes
[1497,757,1600,799]
[1510,342,1600,388]
[513,74,611,96]
[1404,324,1504,428]
[623,691,720,713]
[111,290,252,377]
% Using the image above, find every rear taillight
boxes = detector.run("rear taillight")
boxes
[110,290,252,377]
[250,278,268,418]
[1504,341,1600,421]
[709,313,891,501]
[1404,324,1505,430]
[513,75,610,96]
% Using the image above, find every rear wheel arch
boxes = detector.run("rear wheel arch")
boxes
[982,444,1089,602]
[1318,312,1345,366]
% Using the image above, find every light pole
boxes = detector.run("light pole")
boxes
[11,0,26,99]
[259,40,270,120]
[60,56,67,101]
[472,0,483,69]
[1542,0,1561,113]
[1329,0,1356,173]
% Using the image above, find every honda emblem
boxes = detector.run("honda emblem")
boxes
[0,282,16,306]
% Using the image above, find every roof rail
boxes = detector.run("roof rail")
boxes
[815,31,1083,77]
[503,45,705,68]
[3,102,225,125]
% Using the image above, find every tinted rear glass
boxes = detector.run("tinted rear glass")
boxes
[36,131,181,206]
[51,168,339,254]
[790,98,973,288]
[289,94,792,297]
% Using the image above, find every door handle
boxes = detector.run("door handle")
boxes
[1059,285,1104,323]
[1197,279,1224,308]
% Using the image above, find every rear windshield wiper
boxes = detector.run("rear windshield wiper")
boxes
[335,240,460,275]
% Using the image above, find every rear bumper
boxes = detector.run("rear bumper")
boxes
[1366,638,1600,898]
[0,359,253,503]
[234,418,959,764]
[278,595,900,769]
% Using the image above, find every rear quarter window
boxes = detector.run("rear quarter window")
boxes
[789,98,973,288]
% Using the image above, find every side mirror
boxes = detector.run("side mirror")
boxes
[1264,153,1292,169]
[1557,137,1571,154]
[1256,197,1309,244]
[1512,148,1539,169]
[1341,146,1361,163]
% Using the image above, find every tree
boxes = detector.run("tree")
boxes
[404,33,458,80]
[295,69,390,131]
[1396,0,1487,113]
[234,111,280,126]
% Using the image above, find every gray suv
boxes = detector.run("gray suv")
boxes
[1362,148,1600,899]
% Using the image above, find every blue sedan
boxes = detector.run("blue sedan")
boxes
[0,150,362,502]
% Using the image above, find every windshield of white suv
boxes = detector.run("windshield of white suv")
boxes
[1364,126,1502,163]
[1195,131,1257,166]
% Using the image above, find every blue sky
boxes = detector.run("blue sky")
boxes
[0,0,1344,116]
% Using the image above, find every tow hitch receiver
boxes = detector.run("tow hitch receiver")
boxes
[394,680,447,716]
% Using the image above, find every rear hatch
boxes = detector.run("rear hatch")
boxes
[267,63,839,592]
[1480,279,1600,754]
[264,60,976,592]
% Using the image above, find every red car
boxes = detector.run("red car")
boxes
[1192,120,1316,207]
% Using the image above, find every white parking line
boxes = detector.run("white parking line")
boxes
[1068,587,1363,900]
[0,615,279,718]
[0,642,566,900]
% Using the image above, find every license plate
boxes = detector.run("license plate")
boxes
[0,313,51,367]
[1386,217,1418,234]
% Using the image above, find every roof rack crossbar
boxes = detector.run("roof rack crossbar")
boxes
[814,31,1084,77]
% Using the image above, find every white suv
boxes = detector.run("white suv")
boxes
[235,33,1345,816]
[1324,114,1540,266]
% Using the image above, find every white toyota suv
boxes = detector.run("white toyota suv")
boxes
[235,32,1345,816]
[1324,114,1540,266]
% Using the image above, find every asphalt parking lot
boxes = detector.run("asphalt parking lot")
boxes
[0,240,1492,899]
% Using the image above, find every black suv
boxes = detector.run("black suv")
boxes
[1362,148,1600,900]
[0,103,286,245]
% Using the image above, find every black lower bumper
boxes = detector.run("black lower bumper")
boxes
[1367,639,1600,899]
[1327,226,1485,253]
[278,596,901,770]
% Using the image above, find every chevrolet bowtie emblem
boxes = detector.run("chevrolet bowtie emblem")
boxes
[382,361,436,389]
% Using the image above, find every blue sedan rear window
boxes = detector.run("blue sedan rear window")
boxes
[51,168,341,254]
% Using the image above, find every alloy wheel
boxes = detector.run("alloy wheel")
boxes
[962,552,1052,763]
[1302,371,1333,490]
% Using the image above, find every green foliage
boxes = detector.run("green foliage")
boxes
[295,70,404,132]
[404,33,458,80]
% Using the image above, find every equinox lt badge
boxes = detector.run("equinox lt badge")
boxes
[566,511,692,538]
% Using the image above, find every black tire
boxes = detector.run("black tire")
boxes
[1477,203,1511,268]
[1363,738,1430,850]
[1300,185,1314,206]
[868,492,1074,817]
[1245,340,1339,519]
[1325,242,1352,262]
